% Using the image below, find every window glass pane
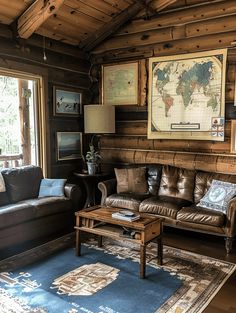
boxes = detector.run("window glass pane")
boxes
[0,74,39,168]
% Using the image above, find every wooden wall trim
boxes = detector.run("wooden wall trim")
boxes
[101,148,236,174]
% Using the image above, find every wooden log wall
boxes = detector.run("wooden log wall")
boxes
[0,24,91,178]
[90,0,236,174]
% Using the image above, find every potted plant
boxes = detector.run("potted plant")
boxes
[85,144,101,175]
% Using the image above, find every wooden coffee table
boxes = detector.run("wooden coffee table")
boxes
[75,205,163,278]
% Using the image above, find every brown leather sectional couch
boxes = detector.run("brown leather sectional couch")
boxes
[0,165,81,258]
[98,164,236,253]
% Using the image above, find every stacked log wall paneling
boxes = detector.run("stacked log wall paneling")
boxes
[92,0,236,174]
[0,25,91,178]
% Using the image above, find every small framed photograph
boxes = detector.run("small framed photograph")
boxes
[57,132,82,161]
[53,86,82,116]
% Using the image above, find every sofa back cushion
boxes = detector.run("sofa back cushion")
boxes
[0,191,10,206]
[194,171,236,203]
[146,164,162,195]
[1,165,44,203]
[158,165,195,202]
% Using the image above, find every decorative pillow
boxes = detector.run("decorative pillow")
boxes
[38,178,67,198]
[0,173,6,193]
[197,179,236,214]
[114,167,148,194]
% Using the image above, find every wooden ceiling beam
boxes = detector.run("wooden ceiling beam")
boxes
[80,1,153,52]
[18,0,65,39]
[152,0,179,12]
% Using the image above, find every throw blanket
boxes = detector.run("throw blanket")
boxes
[0,173,6,192]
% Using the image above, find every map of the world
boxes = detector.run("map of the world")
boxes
[148,50,227,141]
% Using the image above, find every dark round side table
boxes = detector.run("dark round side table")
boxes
[74,172,111,208]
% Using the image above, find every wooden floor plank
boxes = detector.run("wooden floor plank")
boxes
[163,227,236,313]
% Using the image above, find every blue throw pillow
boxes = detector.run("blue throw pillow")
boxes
[38,178,67,198]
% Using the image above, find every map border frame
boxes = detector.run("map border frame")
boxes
[148,49,227,141]
[102,61,139,105]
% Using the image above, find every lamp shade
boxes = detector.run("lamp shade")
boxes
[84,105,115,134]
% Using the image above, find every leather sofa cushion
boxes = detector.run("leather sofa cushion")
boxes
[158,165,195,202]
[0,203,36,229]
[21,197,72,218]
[105,193,149,211]
[2,166,43,203]
[194,171,236,203]
[0,197,72,230]
[177,205,225,227]
[139,195,192,219]
[146,164,162,195]
[0,191,9,207]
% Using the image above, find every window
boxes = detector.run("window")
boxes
[0,70,45,169]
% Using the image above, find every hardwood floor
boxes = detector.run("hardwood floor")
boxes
[163,227,236,313]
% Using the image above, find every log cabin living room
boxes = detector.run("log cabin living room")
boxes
[0,0,236,312]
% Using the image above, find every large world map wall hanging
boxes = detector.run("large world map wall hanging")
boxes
[148,49,227,141]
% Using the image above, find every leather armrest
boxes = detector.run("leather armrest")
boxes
[64,183,82,210]
[98,179,117,205]
[225,197,236,236]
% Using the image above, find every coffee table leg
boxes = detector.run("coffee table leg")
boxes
[140,244,146,279]
[98,235,103,247]
[76,229,81,256]
[157,235,163,265]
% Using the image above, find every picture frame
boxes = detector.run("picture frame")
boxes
[57,132,82,161]
[102,61,139,105]
[234,76,236,107]
[53,86,82,116]
[231,120,236,153]
[148,49,227,141]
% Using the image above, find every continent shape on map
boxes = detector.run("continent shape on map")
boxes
[107,70,134,97]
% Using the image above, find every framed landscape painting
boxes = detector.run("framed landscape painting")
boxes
[148,49,227,141]
[53,86,82,116]
[102,61,139,105]
[57,132,82,161]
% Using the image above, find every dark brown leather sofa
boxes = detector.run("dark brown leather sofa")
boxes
[98,164,236,253]
[0,165,81,258]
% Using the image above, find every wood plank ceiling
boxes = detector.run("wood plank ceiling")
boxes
[0,0,179,51]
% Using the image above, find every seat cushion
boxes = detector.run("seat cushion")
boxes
[139,195,192,219]
[105,193,149,211]
[0,203,36,229]
[21,197,72,218]
[0,197,73,230]
[177,205,225,227]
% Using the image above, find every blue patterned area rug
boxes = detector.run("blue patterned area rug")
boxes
[0,233,235,313]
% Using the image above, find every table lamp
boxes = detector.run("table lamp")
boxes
[84,104,115,174]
